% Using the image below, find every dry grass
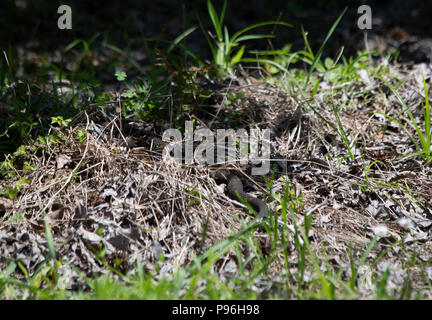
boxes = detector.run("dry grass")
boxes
[1,60,432,299]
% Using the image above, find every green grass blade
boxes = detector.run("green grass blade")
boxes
[301,26,313,56]
[207,0,222,41]
[224,26,230,59]
[102,43,146,74]
[249,49,292,56]
[44,219,56,261]
[63,39,89,54]
[242,57,290,74]
[375,111,421,152]
[230,45,245,66]
[303,7,347,90]
[377,76,428,154]
[196,12,216,59]
[231,21,291,43]
[350,236,377,290]
[235,34,276,42]
[220,0,227,27]
[332,104,354,159]
[167,26,197,53]
[379,76,424,138]
[423,76,431,156]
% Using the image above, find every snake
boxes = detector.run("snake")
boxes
[214,157,330,217]
[216,170,269,218]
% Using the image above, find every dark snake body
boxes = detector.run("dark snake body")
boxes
[218,172,269,218]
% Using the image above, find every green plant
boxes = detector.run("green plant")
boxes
[118,76,158,120]
[252,44,299,75]
[297,8,347,90]
[348,236,377,291]
[266,8,358,160]
[115,70,127,81]
[0,53,80,159]
[0,220,63,299]
[196,0,291,77]
[7,212,25,224]
[77,130,88,142]
[305,100,357,160]
[51,116,72,127]
[378,75,432,163]
[223,91,245,105]
[331,104,356,160]
[253,8,347,85]
[63,34,100,84]
[320,50,374,84]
